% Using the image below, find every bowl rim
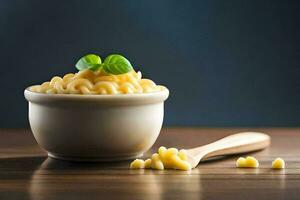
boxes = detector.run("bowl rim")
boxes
[24,86,169,105]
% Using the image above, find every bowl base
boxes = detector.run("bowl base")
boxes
[48,152,143,162]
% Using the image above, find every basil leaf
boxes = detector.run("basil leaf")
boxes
[75,54,102,71]
[102,54,133,75]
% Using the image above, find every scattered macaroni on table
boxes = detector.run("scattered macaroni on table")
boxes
[272,158,285,169]
[130,146,192,171]
[236,156,259,168]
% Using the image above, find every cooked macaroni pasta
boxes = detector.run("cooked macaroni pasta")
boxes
[30,69,165,95]
[130,146,192,171]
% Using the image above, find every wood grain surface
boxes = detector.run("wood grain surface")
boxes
[0,128,299,200]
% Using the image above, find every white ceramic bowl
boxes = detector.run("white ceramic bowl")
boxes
[24,88,169,161]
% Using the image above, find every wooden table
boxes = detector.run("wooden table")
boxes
[0,128,299,200]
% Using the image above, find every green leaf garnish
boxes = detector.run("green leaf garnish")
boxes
[102,54,133,75]
[75,54,102,71]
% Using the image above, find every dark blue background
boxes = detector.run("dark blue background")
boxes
[0,0,299,128]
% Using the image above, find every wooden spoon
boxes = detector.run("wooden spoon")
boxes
[185,132,270,168]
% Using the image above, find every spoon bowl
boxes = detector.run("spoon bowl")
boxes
[185,132,271,168]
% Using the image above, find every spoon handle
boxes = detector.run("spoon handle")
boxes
[189,132,270,160]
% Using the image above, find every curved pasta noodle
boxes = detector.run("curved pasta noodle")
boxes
[30,69,165,95]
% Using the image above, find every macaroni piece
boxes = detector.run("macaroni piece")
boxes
[236,157,247,167]
[130,159,145,169]
[144,159,152,169]
[30,69,165,95]
[236,156,259,168]
[272,158,285,169]
[130,146,192,171]
[151,153,165,170]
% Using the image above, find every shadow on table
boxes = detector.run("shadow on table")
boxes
[0,155,130,200]
[28,157,136,200]
[27,157,203,200]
